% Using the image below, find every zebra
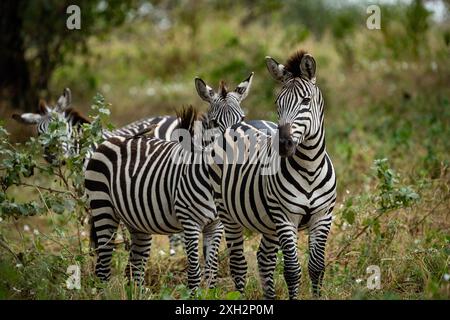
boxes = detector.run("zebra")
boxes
[11,88,185,255]
[84,74,253,291]
[208,51,336,299]
[11,88,157,161]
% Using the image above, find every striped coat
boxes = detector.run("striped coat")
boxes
[85,74,254,291]
[208,51,336,299]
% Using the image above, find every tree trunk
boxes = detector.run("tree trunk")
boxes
[0,1,37,112]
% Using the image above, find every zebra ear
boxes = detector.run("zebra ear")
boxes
[56,88,72,112]
[265,56,292,83]
[234,72,254,101]
[12,113,43,125]
[195,77,216,103]
[300,54,316,84]
[38,99,49,114]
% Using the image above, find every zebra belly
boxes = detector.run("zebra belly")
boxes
[225,201,276,235]
[112,198,182,235]
[109,177,182,235]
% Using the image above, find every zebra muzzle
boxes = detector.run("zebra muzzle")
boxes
[277,124,296,157]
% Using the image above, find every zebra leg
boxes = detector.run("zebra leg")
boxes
[90,204,119,281]
[308,210,332,297]
[257,234,279,299]
[222,217,247,293]
[125,231,152,285]
[203,219,224,288]
[183,228,202,293]
[273,214,301,300]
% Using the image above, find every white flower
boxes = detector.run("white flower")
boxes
[443,274,450,281]
[159,250,166,256]
[91,288,97,295]
[341,222,352,231]
[81,231,87,237]
[346,190,350,195]
[15,263,23,268]
[0,217,3,223]
[355,278,363,284]
[23,224,30,232]
[33,229,39,235]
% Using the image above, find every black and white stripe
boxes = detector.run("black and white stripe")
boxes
[12,88,187,254]
[85,74,253,291]
[209,52,336,299]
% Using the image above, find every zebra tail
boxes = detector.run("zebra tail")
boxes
[89,214,98,253]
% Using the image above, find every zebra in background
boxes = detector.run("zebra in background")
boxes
[12,88,184,255]
[85,74,253,290]
[12,88,172,163]
[209,51,336,299]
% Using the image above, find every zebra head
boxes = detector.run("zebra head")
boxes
[12,88,87,163]
[265,51,320,157]
[195,73,254,133]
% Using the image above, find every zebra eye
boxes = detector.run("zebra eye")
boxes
[301,98,311,105]
[241,116,245,122]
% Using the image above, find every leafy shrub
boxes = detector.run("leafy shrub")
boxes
[0,94,112,220]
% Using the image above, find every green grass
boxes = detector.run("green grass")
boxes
[0,169,448,300]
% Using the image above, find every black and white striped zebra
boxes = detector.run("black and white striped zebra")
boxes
[209,51,336,299]
[12,88,185,255]
[84,74,253,291]
[12,88,156,160]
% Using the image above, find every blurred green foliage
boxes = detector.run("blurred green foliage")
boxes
[0,94,111,219]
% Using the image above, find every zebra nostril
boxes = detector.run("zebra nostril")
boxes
[279,137,293,146]
[286,139,294,148]
[278,136,296,157]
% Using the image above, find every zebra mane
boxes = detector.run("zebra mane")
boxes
[284,50,309,78]
[176,105,200,137]
[219,80,228,98]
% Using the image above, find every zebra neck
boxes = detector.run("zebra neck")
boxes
[290,127,326,172]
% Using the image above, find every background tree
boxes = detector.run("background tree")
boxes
[0,0,138,111]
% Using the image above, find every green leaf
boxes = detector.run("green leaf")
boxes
[225,291,241,300]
